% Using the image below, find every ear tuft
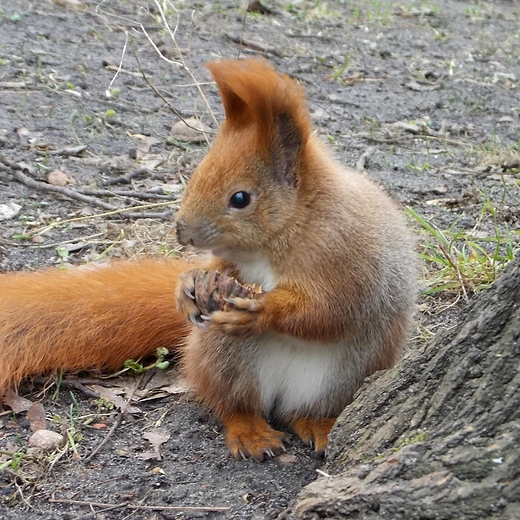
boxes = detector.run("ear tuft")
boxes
[206,58,312,144]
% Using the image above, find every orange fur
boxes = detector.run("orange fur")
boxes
[222,411,286,461]
[0,259,196,392]
[0,59,416,460]
[290,418,337,454]
[175,58,417,457]
[205,59,311,144]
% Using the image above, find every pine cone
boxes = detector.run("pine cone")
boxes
[193,270,263,316]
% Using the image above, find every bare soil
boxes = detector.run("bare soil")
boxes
[0,1,518,519]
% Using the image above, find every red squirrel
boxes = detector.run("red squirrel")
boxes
[0,58,416,460]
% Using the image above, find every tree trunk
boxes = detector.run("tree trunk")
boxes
[294,256,520,519]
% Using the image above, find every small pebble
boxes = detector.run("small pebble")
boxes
[28,430,66,451]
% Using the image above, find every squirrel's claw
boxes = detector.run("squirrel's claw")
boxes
[184,286,195,300]
[224,413,287,461]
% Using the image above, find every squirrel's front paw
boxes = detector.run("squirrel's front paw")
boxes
[176,269,264,332]
[211,297,266,337]
[176,269,214,327]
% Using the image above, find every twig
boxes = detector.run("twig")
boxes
[130,43,214,141]
[122,211,173,219]
[14,481,38,511]
[57,380,103,399]
[0,154,116,211]
[72,502,127,520]
[224,32,281,56]
[24,233,106,249]
[105,30,129,98]
[439,245,469,303]
[356,146,375,171]
[286,32,332,41]
[443,169,485,176]
[49,497,230,513]
[34,145,88,157]
[1,154,175,220]
[101,167,149,185]
[32,377,114,391]
[360,133,471,147]
[83,374,144,462]
[76,188,178,201]
[102,61,142,78]
[150,0,218,126]
[32,200,179,236]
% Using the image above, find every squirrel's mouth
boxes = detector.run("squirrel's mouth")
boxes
[211,248,229,258]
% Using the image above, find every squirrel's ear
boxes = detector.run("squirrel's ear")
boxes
[211,80,250,127]
[275,112,302,188]
[206,61,253,127]
[206,58,311,187]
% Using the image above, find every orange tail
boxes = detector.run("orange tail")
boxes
[0,259,197,392]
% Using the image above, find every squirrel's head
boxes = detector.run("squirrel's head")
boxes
[175,58,313,257]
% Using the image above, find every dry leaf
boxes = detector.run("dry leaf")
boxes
[88,385,142,414]
[136,135,160,158]
[134,370,189,400]
[115,448,131,457]
[142,428,171,460]
[47,169,74,186]
[2,389,33,413]
[27,402,46,432]
[137,450,159,461]
[138,156,165,171]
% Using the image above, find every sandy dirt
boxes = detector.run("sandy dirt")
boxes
[0,0,518,518]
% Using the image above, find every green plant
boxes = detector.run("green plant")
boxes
[124,347,171,374]
[407,207,518,299]
[0,450,25,472]
[329,55,351,81]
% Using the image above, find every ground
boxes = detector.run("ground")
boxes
[0,0,518,519]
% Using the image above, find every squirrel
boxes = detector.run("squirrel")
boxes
[0,58,416,460]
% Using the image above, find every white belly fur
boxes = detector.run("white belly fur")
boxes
[234,254,278,292]
[254,333,343,417]
[236,255,341,416]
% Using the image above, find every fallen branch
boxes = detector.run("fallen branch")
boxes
[36,145,88,157]
[224,32,281,56]
[101,167,149,185]
[72,502,125,520]
[0,154,116,211]
[76,188,178,201]
[356,146,375,171]
[49,497,230,513]
[0,154,174,219]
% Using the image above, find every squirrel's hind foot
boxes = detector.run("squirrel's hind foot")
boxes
[290,417,337,454]
[223,412,286,461]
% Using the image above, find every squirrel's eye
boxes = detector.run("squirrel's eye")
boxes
[229,191,251,209]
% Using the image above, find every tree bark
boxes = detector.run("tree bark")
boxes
[294,256,520,519]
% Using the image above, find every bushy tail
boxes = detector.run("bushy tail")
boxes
[0,259,196,392]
